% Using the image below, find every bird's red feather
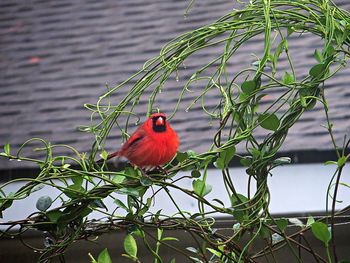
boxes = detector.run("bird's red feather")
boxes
[107,113,179,168]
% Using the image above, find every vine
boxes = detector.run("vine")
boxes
[1,0,350,262]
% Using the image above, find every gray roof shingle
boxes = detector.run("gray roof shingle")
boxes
[1,0,350,169]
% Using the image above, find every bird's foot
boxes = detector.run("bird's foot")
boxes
[155,166,169,176]
[139,168,151,178]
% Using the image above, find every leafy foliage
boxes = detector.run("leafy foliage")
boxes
[1,0,350,262]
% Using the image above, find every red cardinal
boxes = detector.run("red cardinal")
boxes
[102,113,179,169]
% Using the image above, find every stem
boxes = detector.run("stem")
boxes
[330,165,344,263]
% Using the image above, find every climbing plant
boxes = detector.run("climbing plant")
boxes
[1,0,350,262]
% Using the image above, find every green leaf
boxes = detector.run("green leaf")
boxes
[127,196,136,211]
[240,156,252,167]
[176,152,188,162]
[214,158,224,170]
[192,179,212,197]
[46,210,64,223]
[204,184,213,196]
[230,194,249,223]
[97,248,112,263]
[272,157,291,167]
[199,155,214,169]
[319,17,327,26]
[100,150,109,161]
[325,45,335,57]
[306,216,315,227]
[138,198,152,217]
[311,222,331,244]
[258,113,280,131]
[259,225,271,239]
[214,146,236,169]
[0,199,13,217]
[324,160,337,166]
[207,248,222,258]
[230,194,248,206]
[222,146,236,166]
[232,209,248,223]
[124,167,139,178]
[241,80,256,95]
[283,39,289,51]
[112,174,125,184]
[334,28,347,46]
[305,98,317,110]
[72,175,83,187]
[337,156,347,167]
[191,170,201,178]
[81,207,93,218]
[282,72,295,85]
[140,177,152,186]
[272,233,284,245]
[124,234,137,258]
[272,40,287,73]
[91,199,107,210]
[300,96,307,107]
[289,218,304,227]
[31,184,45,193]
[117,187,140,197]
[287,26,294,36]
[314,49,323,63]
[212,198,225,206]
[114,199,128,211]
[309,63,326,78]
[153,209,162,221]
[36,196,52,211]
[63,184,85,199]
[274,40,285,60]
[275,218,288,232]
[250,148,260,158]
[239,92,249,102]
[132,228,144,238]
[62,163,71,169]
[233,222,241,233]
[57,206,91,224]
[186,150,197,157]
[3,143,10,155]
[186,247,198,253]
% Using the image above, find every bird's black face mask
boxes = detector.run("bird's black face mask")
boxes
[152,115,166,132]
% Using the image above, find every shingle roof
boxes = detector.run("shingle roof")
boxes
[1,0,350,170]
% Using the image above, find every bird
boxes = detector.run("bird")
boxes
[100,113,179,170]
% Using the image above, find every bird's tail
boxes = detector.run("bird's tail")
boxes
[96,151,120,165]
[107,151,120,160]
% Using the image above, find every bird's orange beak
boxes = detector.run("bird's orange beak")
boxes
[155,116,164,126]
